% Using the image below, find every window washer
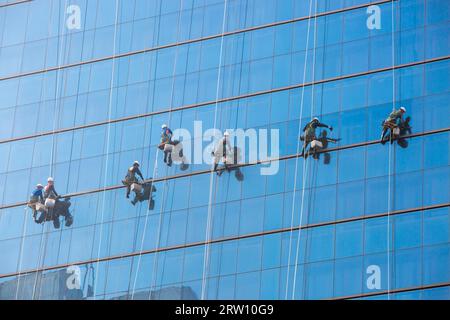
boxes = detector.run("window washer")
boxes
[212,131,232,176]
[159,124,174,166]
[380,106,406,144]
[123,161,144,199]
[42,177,73,228]
[28,184,44,222]
[300,117,333,157]
[44,177,59,200]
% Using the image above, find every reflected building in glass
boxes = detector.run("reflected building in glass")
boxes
[0,0,449,300]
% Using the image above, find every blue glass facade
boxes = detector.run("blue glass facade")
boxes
[0,0,449,300]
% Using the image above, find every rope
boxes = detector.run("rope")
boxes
[200,0,228,300]
[284,0,315,300]
[131,0,185,300]
[31,0,70,299]
[92,0,120,299]
[15,0,56,299]
[127,7,163,298]
[14,207,29,299]
[57,0,90,284]
[386,0,397,300]
[291,0,321,300]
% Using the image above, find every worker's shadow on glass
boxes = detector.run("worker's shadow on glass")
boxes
[30,197,74,229]
[214,146,244,181]
[396,116,412,149]
[159,139,189,171]
[304,130,340,165]
[124,181,157,209]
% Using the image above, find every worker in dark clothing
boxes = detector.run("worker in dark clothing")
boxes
[300,117,333,157]
[29,184,44,221]
[397,116,412,149]
[160,124,174,166]
[380,106,406,144]
[123,161,144,198]
[212,131,232,176]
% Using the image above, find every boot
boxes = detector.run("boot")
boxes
[65,214,73,227]
[53,217,60,229]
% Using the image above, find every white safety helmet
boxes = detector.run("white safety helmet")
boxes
[313,117,319,122]
[133,161,140,166]
[162,124,168,129]
[400,107,406,113]
[36,184,44,189]
[47,177,54,183]
[224,131,230,137]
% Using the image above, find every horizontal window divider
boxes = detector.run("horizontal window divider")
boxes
[0,0,395,83]
[1,126,449,210]
[330,281,450,300]
[1,54,448,146]
[0,0,31,8]
[0,201,448,279]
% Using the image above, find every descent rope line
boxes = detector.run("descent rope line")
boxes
[200,0,228,300]
[127,18,162,300]
[15,0,56,299]
[31,0,70,299]
[212,4,248,298]
[132,0,185,300]
[147,0,189,300]
[387,0,396,300]
[15,207,28,299]
[92,0,120,299]
[56,0,90,289]
[37,10,77,300]
[291,0,321,300]
[145,0,168,299]
[284,0,315,300]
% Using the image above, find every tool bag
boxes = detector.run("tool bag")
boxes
[131,183,142,194]
[45,198,56,208]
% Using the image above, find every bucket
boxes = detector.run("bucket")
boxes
[131,183,142,193]
[311,140,323,149]
[45,198,56,208]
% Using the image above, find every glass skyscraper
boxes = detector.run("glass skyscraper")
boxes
[0,0,449,300]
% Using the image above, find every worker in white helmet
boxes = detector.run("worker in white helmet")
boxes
[212,131,233,176]
[381,106,407,144]
[44,177,59,200]
[300,117,333,157]
[123,161,144,198]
